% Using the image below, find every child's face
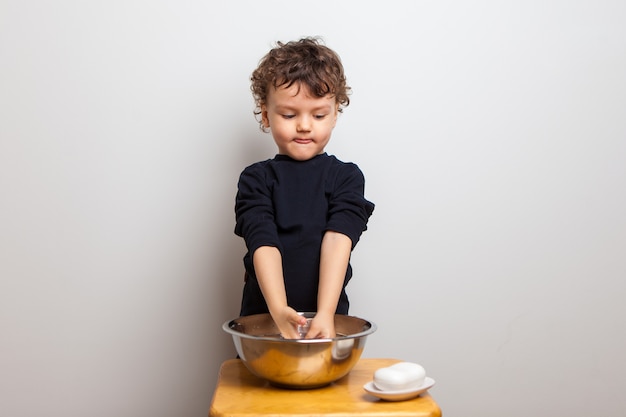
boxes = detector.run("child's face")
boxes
[262,83,338,161]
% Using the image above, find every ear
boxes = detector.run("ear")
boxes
[261,104,270,129]
[332,103,339,126]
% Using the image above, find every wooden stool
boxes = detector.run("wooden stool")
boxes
[209,358,442,417]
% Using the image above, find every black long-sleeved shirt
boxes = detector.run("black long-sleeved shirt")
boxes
[234,153,374,316]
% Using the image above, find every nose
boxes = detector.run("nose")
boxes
[296,116,311,132]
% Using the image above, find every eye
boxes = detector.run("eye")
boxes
[314,114,327,120]
[281,114,295,119]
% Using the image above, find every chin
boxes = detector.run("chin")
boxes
[291,156,313,161]
[286,151,320,161]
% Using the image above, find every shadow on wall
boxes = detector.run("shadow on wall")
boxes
[208,123,275,354]
[238,127,277,167]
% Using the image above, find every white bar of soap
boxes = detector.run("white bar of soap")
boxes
[373,362,426,391]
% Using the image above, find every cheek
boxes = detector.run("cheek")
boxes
[270,122,292,140]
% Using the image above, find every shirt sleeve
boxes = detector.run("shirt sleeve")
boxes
[234,163,282,256]
[325,163,375,248]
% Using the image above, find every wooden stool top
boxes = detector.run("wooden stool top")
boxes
[209,358,441,417]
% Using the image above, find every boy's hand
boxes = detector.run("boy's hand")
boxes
[272,306,307,339]
[305,311,336,339]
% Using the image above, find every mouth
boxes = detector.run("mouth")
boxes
[294,138,313,144]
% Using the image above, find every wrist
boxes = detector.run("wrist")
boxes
[268,303,289,317]
[315,308,335,319]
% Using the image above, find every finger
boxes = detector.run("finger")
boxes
[304,326,327,339]
[280,326,301,339]
[290,314,307,326]
[277,318,302,339]
[304,330,320,339]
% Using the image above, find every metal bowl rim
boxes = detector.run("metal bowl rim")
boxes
[221,313,377,343]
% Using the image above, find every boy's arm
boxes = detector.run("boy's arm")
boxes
[306,231,352,339]
[253,246,306,339]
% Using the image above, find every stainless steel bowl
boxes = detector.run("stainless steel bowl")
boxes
[222,312,377,389]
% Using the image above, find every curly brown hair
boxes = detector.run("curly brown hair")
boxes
[250,37,351,131]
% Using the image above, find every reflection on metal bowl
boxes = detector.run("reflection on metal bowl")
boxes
[222,312,377,389]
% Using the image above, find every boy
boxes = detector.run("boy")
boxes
[235,37,374,339]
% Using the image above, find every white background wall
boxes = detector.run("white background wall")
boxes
[1,1,625,416]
